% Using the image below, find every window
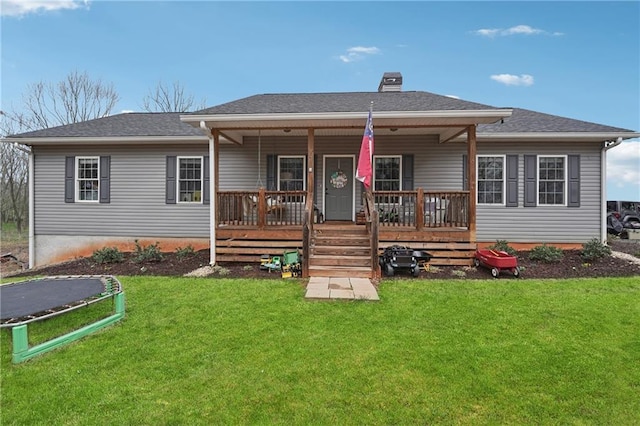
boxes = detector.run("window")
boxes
[477,155,505,205]
[178,156,202,203]
[278,156,305,201]
[76,157,99,202]
[374,156,401,203]
[538,155,566,205]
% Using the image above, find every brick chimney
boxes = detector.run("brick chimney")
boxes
[378,72,403,92]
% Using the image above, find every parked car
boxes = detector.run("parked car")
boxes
[607,200,640,216]
[607,201,640,238]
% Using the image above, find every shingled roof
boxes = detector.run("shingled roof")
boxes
[478,108,633,133]
[4,92,636,139]
[191,91,498,115]
[7,112,204,139]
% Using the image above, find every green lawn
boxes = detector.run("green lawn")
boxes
[0,221,28,244]
[2,276,639,425]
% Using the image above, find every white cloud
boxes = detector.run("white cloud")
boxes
[475,29,500,37]
[474,25,562,38]
[445,95,460,99]
[490,74,534,86]
[607,141,640,190]
[1,0,89,17]
[503,25,543,36]
[120,110,135,114]
[338,46,380,63]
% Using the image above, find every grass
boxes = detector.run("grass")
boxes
[0,221,28,245]
[2,276,639,425]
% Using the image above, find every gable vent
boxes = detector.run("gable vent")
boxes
[378,72,403,92]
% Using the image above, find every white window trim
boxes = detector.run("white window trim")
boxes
[75,156,100,203]
[277,155,306,194]
[536,154,568,207]
[177,156,204,204]
[372,155,403,191]
[476,154,506,206]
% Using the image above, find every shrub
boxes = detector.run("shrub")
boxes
[529,244,563,263]
[175,245,195,261]
[92,247,124,264]
[581,238,611,261]
[133,240,163,263]
[488,240,518,256]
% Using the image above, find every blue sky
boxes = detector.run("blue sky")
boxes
[2,0,639,200]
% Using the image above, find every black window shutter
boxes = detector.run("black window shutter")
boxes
[524,155,537,207]
[462,154,468,191]
[568,155,580,207]
[402,154,414,190]
[166,156,177,204]
[65,156,75,203]
[203,156,210,205]
[506,155,518,207]
[266,154,277,190]
[99,156,111,204]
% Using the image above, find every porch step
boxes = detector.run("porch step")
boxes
[313,237,370,247]
[309,254,371,267]
[308,265,372,278]
[309,224,374,277]
[312,245,371,256]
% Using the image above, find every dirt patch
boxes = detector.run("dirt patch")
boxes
[3,240,640,281]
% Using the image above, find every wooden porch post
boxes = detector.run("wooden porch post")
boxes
[302,128,315,278]
[306,128,315,222]
[257,187,267,228]
[467,125,477,237]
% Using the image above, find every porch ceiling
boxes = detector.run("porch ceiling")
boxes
[182,109,512,144]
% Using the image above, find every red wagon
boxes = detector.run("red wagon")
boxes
[474,249,520,278]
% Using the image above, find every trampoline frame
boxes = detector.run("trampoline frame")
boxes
[1,275,125,364]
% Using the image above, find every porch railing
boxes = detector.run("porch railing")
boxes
[217,188,469,230]
[217,189,307,227]
[373,189,470,229]
[364,191,380,278]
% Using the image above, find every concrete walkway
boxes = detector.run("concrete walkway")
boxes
[305,277,379,301]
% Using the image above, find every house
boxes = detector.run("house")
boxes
[5,72,639,277]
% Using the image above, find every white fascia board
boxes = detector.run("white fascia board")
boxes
[181,109,513,124]
[2,135,210,146]
[449,132,640,143]
[475,132,640,142]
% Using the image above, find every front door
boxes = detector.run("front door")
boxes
[324,156,354,221]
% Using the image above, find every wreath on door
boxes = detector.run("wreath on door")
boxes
[330,170,348,189]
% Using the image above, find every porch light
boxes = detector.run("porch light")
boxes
[390,128,398,132]
[283,129,291,133]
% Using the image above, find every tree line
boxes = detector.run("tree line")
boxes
[1,71,206,235]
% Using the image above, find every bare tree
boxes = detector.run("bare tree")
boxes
[0,143,29,233]
[1,70,120,236]
[22,70,119,130]
[142,81,206,112]
[0,113,30,234]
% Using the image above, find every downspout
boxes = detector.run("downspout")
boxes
[601,137,623,243]
[200,121,216,265]
[28,147,34,269]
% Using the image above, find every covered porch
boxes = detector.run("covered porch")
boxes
[182,95,511,277]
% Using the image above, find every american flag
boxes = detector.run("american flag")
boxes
[355,108,374,189]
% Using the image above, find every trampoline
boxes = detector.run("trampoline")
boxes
[1,275,125,364]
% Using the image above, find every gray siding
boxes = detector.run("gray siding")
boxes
[34,136,603,244]
[34,144,210,237]
[475,142,602,243]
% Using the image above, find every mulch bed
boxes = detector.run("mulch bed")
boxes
[6,240,640,280]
